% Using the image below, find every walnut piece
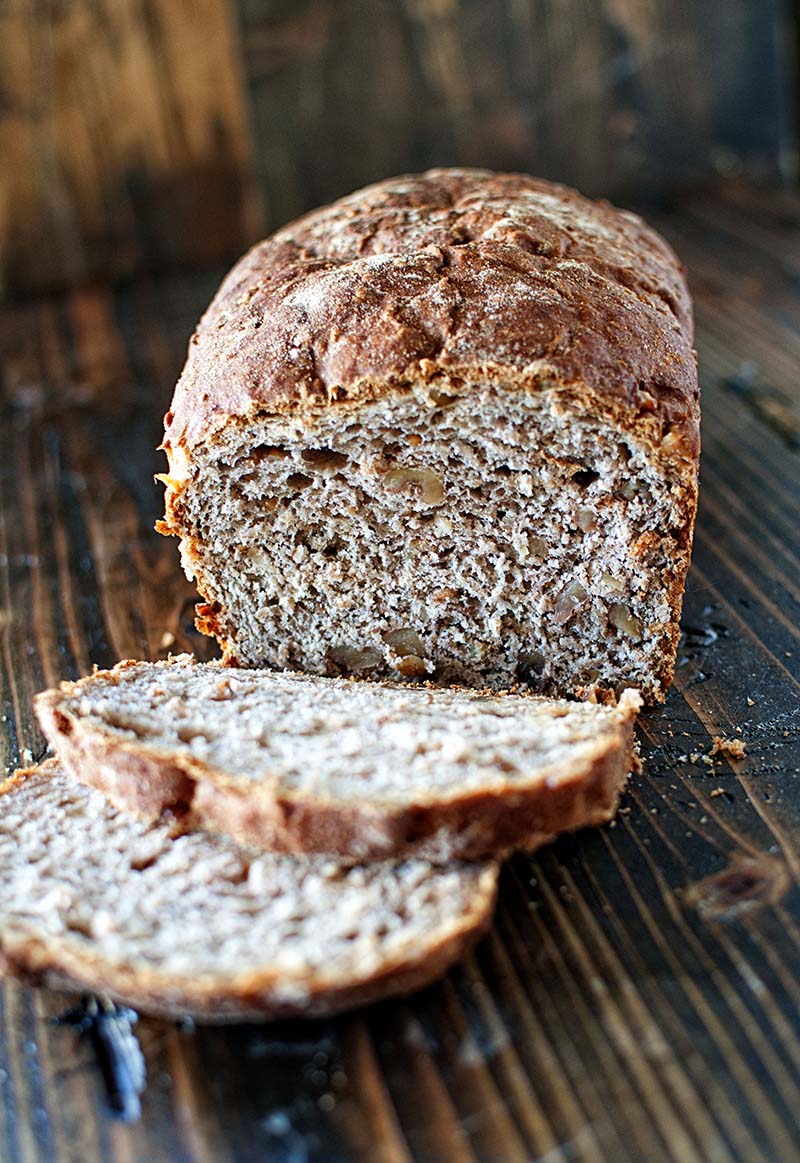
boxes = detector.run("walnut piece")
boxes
[553,581,589,624]
[609,603,642,641]
[395,655,428,677]
[330,645,382,671]
[383,628,426,657]
[383,466,445,506]
[600,572,625,593]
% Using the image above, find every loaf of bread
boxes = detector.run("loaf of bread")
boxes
[0,761,498,1021]
[36,656,640,861]
[159,169,699,702]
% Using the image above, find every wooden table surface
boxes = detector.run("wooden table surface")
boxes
[1,180,799,1163]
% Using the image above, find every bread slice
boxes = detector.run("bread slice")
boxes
[159,169,699,703]
[36,656,640,861]
[0,760,498,1021]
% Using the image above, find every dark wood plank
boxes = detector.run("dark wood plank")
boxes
[1,182,800,1161]
[237,0,793,234]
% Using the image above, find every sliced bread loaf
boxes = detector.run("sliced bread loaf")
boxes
[159,169,699,702]
[0,760,498,1021]
[36,656,640,861]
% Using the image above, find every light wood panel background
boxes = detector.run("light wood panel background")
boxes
[0,0,795,296]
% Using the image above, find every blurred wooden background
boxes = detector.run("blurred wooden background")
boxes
[0,0,795,297]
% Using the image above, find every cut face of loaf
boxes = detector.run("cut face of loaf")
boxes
[36,657,640,861]
[160,169,700,701]
[167,386,694,700]
[0,761,498,1022]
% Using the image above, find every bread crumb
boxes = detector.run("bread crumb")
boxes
[710,787,726,798]
[710,736,746,761]
[746,697,755,707]
[160,631,176,648]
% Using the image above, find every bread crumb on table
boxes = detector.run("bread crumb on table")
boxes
[710,736,747,761]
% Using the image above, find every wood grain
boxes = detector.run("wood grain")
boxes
[202,0,796,231]
[1,0,794,295]
[0,0,261,296]
[1,182,800,1161]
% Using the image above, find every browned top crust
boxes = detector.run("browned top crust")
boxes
[164,168,698,456]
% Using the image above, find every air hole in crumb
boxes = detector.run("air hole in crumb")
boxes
[162,798,192,822]
[301,448,348,470]
[496,465,512,476]
[130,854,159,873]
[286,473,313,490]
[250,444,288,461]
[52,711,73,737]
[518,650,546,678]
[573,468,599,487]
[431,391,457,408]
[65,917,93,936]
[177,726,209,744]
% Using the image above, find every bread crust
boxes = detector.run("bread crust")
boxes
[35,665,640,862]
[162,168,699,461]
[0,761,498,1022]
